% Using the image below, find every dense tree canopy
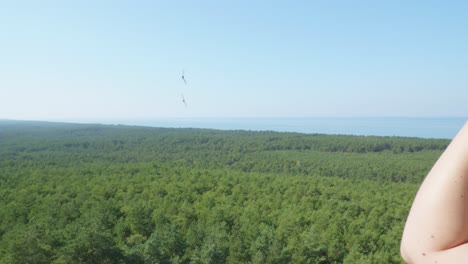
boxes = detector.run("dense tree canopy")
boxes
[0,121,448,263]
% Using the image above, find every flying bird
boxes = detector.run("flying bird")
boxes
[181,70,187,85]
[181,93,187,108]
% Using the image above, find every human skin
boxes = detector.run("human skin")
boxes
[401,122,468,263]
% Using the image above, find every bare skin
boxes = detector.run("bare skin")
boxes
[401,122,468,263]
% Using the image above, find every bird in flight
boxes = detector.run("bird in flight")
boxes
[181,70,187,85]
[181,93,187,108]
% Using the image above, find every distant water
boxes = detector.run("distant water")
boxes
[71,117,466,139]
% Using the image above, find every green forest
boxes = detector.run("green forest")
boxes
[0,120,450,263]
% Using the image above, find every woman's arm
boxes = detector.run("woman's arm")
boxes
[401,122,468,263]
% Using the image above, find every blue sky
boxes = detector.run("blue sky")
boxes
[1,1,467,120]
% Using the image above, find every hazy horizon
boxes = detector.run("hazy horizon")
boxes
[3,115,468,123]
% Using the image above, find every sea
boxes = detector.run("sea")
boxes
[72,117,467,140]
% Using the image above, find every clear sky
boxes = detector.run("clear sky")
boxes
[1,1,467,120]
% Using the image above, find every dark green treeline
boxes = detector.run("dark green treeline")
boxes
[0,121,449,263]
